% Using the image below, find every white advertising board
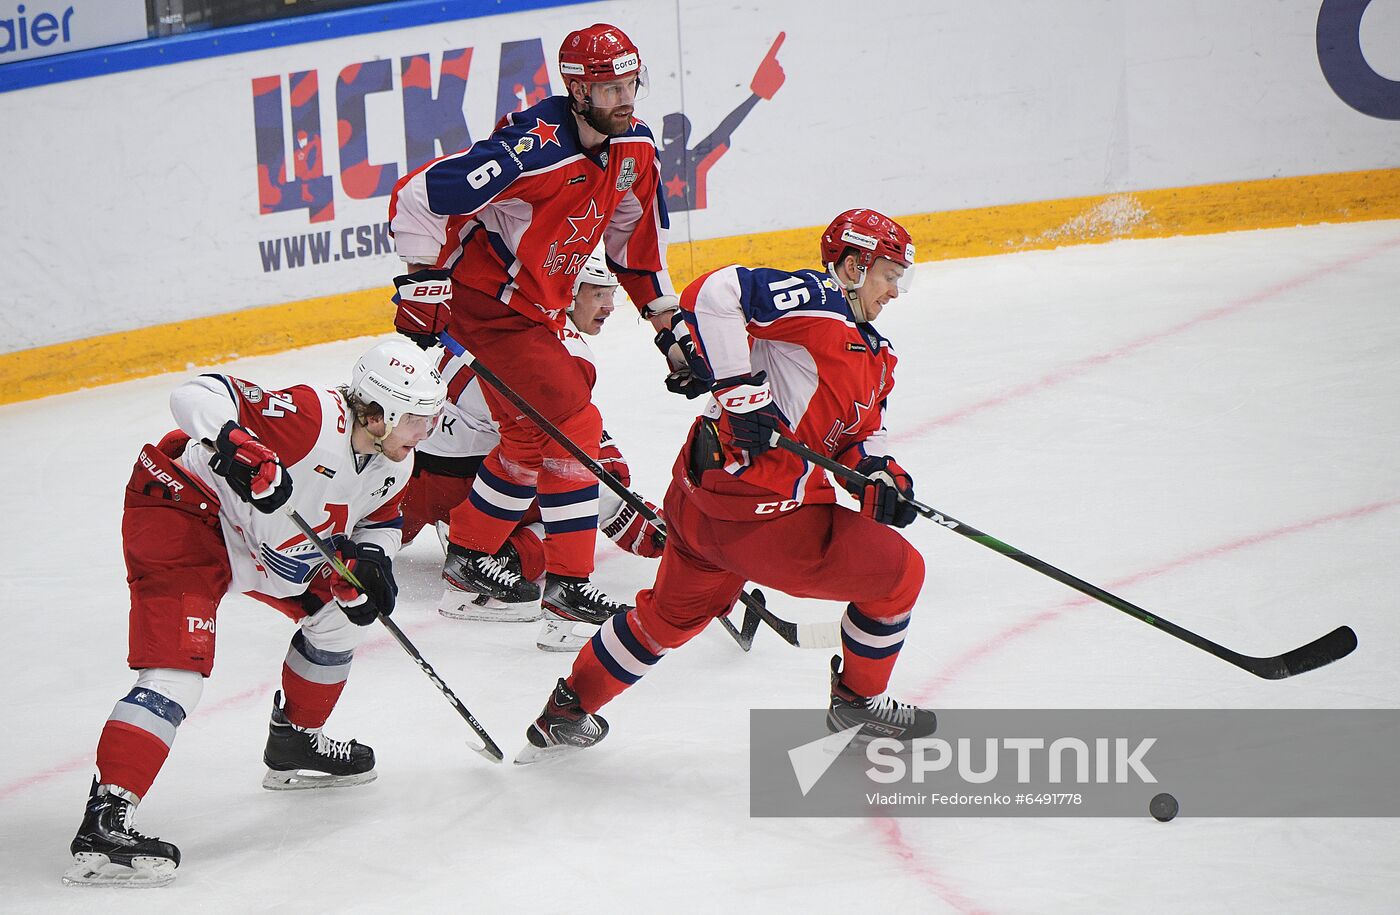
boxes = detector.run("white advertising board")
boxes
[0,0,146,63]
[0,0,1395,351]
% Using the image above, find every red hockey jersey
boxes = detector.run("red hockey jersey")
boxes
[389,95,673,330]
[676,265,900,520]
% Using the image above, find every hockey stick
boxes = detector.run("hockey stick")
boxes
[771,434,1357,680]
[439,331,775,651]
[736,589,841,650]
[286,509,505,763]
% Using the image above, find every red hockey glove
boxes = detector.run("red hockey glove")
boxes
[851,455,917,528]
[209,421,292,513]
[327,541,397,626]
[750,32,786,100]
[714,372,782,455]
[601,499,666,558]
[597,430,630,488]
[393,267,454,349]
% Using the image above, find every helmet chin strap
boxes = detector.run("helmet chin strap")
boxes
[829,263,871,323]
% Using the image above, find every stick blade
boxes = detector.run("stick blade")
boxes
[1244,625,1358,680]
[717,605,757,651]
[471,734,505,763]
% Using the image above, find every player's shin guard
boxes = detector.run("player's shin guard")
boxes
[537,482,600,578]
[568,611,669,712]
[838,603,910,697]
[94,669,202,799]
[449,462,536,555]
[280,630,352,729]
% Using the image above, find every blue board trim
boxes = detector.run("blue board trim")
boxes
[0,0,594,93]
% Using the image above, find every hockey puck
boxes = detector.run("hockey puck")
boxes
[1150,792,1178,822]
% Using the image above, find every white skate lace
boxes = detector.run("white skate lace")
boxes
[865,694,916,725]
[576,582,626,612]
[476,553,523,587]
[116,802,154,840]
[311,730,354,761]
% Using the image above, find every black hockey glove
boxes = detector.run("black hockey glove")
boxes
[851,455,917,528]
[653,312,711,398]
[209,420,293,513]
[327,541,398,625]
[714,372,782,455]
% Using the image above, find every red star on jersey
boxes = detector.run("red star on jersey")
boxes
[564,199,607,245]
[823,387,881,451]
[527,118,561,147]
[664,174,688,198]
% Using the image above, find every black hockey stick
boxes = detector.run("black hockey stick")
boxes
[771,434,1357,680]
[439,331,775,651]
[286,509,505,763]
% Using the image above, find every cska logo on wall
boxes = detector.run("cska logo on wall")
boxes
[248,30,788,272]
[251,38,553,224]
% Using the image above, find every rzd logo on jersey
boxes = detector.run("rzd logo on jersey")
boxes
[186,616,216,634]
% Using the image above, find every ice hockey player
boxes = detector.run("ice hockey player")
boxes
[388,23,693,635]
[399,251,665,650]
[516,209,938,762]
[64,340,445,887]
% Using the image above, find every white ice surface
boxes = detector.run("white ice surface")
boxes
[2,221,1398,913]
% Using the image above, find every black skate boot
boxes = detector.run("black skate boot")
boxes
[262,691,377,790]
[440,542,543,621]
[514,678,610,764]
[827,656,937,742]
[63,778,180,888]
[537,574,633,651]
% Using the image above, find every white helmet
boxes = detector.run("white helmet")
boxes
[349,339,446,431]
[572,249,620,297]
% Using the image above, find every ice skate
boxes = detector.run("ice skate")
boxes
[536,573,633,651]
[439,541,543,622]
[63,779,180,888]
[515,678,609,764]
[826,656,937,742]
[262,691,377,790]
[440,542,543,621]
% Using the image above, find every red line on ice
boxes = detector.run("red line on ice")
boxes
[0,549,623,804]
[912,495,1398,704]
[904,232,1400,436]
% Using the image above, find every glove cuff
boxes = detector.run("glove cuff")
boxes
[713,374,772,415]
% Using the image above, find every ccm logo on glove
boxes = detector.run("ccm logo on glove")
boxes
[719,389,772,411]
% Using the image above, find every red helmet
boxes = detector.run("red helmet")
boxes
[559,23,642,83]
[820,209,915,272]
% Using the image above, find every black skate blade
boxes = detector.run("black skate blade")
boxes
[261,767,378,791]
[62,853,177,888]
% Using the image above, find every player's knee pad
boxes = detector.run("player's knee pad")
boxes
[859,544,925,622]
[299,602,366,654]
[542,405,603,481]
[133,666,205,717]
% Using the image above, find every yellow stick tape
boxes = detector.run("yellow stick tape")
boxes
[3,168,1396,407]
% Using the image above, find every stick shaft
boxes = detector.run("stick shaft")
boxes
[285,509,504,761]
[771,434,1355,678]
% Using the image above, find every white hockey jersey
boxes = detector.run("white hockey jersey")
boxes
[170,375,410,599]
[425,316,598,460]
